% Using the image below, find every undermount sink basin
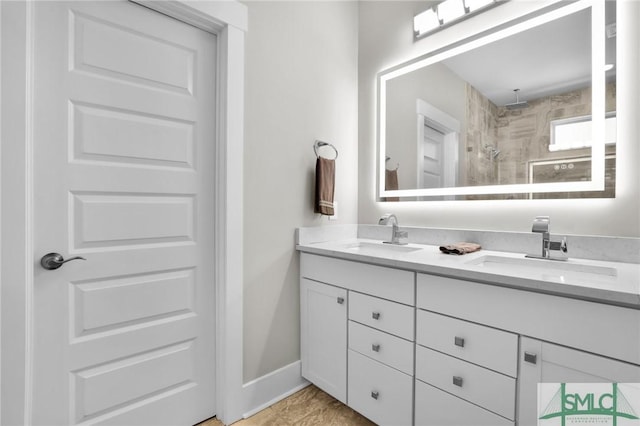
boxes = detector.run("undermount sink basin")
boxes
[466,255,617,279]
[341,241,423,254]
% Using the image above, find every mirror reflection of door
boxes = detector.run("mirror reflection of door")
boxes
[420,124,444,189]
[416,99,460,200]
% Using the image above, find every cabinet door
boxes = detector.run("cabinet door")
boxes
[300,278,348,403]
[518,337,640,426]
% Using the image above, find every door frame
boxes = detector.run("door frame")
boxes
[0,1,247,424]
[416,98,460,190]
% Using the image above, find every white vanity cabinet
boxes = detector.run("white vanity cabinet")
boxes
[300,253,414,425]
[347,292,414,426]
[414,306,518,425]
[299,251,640,426]
[416,272,640,426]
[518,337,640,426]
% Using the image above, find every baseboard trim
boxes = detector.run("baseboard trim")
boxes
[242,360,310,419]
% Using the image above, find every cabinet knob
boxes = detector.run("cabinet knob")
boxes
[524,352,538,364]
[371,344,381,352]
[453,376,463,387]
[337,297,344,304]
[372,312,381,320]
[454,336,465,347]
[371,391,379,400]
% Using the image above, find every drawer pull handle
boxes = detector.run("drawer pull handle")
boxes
[371,344,381,352]
[372,312,381,320]
[453,376,463,387]
[371,391,379,400]
[524,352,538,364]
[337,297,344,305]
[454,336,465,347]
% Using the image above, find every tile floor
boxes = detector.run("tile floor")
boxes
[198,385,375,426]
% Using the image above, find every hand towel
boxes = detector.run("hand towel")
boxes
[384,169,400,202]
[439,242,481,255]
[315,156,335,215]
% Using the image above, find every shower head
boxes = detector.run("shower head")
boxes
[484,145,501,160]
[505,101,529,110]
[504,89,529,110]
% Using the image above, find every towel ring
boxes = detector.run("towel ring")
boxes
[386,156,399,171]
[314,140,338,159]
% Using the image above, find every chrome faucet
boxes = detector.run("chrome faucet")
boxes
[526,216,568,261]
[379,214,408,245]
[532,216,551,258]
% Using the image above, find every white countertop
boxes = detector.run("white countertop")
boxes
[297,238,640,309]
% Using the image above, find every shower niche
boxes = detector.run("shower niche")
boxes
[378,0,616,200]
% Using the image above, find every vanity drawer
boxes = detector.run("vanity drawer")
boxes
[348,321,414,375]
[415,346,516,420]
[349,292,414,340]
[300,253,414,305]
[415,379,514,426]
[417,272,640,366]
[348,350,413,426]
[416,309,518,377]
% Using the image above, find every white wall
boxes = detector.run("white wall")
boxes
[359,0,640,237]
[386,63,466,190]
[243,1,358,382]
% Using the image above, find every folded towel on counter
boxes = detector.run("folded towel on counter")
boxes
[314,156,335,215]
[384,169,399,202]
[439,242,482,255]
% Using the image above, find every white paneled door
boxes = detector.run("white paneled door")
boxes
[32,2,216,424]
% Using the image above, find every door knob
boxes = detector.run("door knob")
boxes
[40,253,86,270]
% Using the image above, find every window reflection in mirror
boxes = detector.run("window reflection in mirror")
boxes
[380,0,615,200]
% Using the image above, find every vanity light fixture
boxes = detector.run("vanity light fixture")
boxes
[465,0,496,13]
[414,0,505,40]
[437,0,466,24]
[413,8,440,36]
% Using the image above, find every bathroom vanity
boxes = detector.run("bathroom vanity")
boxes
[297,227,640,426]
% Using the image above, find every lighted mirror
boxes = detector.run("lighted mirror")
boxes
[379,0,616,200]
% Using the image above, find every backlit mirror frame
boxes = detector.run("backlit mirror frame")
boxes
[378,0,607,199]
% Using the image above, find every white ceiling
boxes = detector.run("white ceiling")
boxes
[441,5,616,107]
